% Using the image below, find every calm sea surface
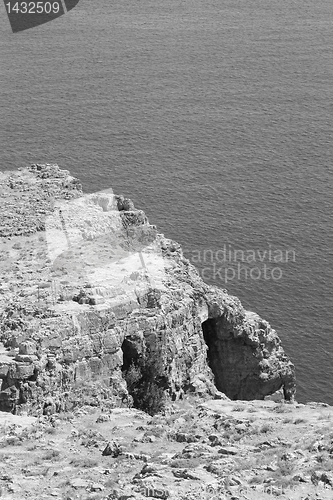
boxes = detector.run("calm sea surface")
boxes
[1,0,332,404]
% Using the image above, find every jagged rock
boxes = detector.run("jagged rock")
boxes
[202,309,296,401]
[116,195,135,212]
[266,463,279,472]
[138,463,168,477]
[19,341,37,355]
[174,443,215,460]
[214,390,229,400]
[205,459,236,475]
[235,423,248,432]
[9,362,35,379]
[90,483,105,492]
[70,478,90,489]
[88,295,105,306]
[208,434,223,447]
[311,470,333,487]
[292,473,308,482]
[14,354,38,363]
[102,441,121,457]
[96,413,111,423]
[123,452,150,462]
[0,165,296,414]
[218,446,239,455]
[173,468,202,481]
[174,432,200,443]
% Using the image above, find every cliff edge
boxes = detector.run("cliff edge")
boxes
[0,164,296,415]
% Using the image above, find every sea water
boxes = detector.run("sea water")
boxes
[1,0,332,404]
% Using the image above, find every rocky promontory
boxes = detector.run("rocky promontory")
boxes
[0,164,296,415]
[3,165,333,500]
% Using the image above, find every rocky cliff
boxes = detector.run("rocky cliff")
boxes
[0,164,296,415]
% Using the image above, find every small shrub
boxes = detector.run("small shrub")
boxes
[45,426,57,435]
[232,404,245,412]
[26,443,38,451]
[293,418,306,424]
[222,430,233,441]
[318,411,332,421]
[246,425,260,436]
[305,438,319,451]
[320,458,333,471]
[249,474,263,485]
[124,352,166,416]
[70,457,99,468]
[182,411,195,422]
[43,449,60,460]
[316,452,326,463]
[77,428,105,448]
[144,425,165,438]
[274,403,290,414]
[125,363,142,392]
[4,436,21,446]
[276,456,297,476]
[260,423,273,433]
[170,458,201,468]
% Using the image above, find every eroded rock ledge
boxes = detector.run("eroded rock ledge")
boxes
[0,164,296,414]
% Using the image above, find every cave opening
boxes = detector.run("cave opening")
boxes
[120,339,167,416]
[202,317,286,401]
[121,338,140,373]
[202,317,220,388]
[202,316,237,399]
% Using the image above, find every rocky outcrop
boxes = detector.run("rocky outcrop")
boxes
[0,164,296,414]
[202,309,295,400]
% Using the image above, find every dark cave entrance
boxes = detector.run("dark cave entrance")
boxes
[202,317,279,401]
[202,317,221,388]
[120,339,167,416]
[121,338,140,373]
[202,317,237,399]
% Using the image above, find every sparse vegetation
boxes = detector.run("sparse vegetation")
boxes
[70,457,99,468]
[43,449,61,460]
[170,458,201,468]
[260,423,274,433]
[124,352,166,416]
[276,454,297,476]
[274,402,291,414]
[232,404,245,412]
[1,398,333,499]
[293,418,306,424]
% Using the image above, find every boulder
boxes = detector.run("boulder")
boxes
[102,441,121,457]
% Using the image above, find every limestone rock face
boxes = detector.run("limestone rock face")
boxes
[202,309,296,400]
[0,164,296,413]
